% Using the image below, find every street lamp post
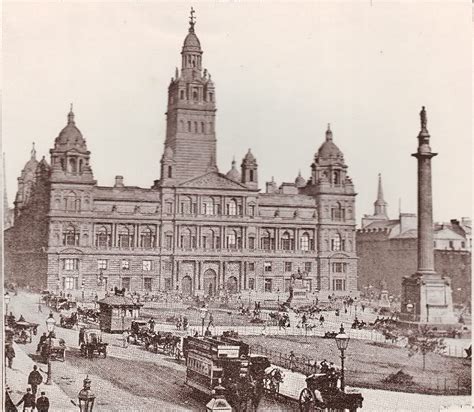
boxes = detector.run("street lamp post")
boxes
[334,323,350,391]
[45,314,57,385]
[78,375,96,411]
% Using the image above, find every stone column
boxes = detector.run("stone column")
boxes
[411,107,437,275]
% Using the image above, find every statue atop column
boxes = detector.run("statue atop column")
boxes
[420,106,428,131]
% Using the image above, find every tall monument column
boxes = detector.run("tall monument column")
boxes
[412,106,436,275]
[400,107,456,325]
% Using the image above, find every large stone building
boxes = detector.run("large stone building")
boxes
[5,16,358,300]
[356,175,471,306]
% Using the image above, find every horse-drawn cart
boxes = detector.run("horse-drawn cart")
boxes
[40,338,66,363]
[80,329,108,359]
[299,373,363,412]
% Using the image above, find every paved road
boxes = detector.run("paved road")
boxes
[8,291,294,411]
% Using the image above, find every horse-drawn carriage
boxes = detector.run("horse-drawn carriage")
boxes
[60,312,78,329]
[299,372,363,412]
[10,315,39,344]
[80,329,108,359]
[49,296,77,312]
[40,337,66,363]
[184,335,271,411]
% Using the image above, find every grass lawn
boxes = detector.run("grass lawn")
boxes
[241,335,471,395]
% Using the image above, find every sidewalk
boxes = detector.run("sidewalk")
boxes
[6,343,76,412]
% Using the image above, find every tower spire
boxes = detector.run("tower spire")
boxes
[373,173,388,218]
[67,103,75,125]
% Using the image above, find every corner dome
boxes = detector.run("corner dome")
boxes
[54,109,87,153]
[295,171,306,188]
[317,124,344,161]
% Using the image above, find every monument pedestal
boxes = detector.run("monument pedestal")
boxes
[378,289,391,311]
[288,279,310,306]
[401,273,457,325]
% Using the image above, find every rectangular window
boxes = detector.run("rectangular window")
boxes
[165,235,173,249]
[264,262,272,272]
[285,262,292,272]
[122,277,131,291]
[262,237,274,250]
[165,261,172,271]
[215,236,221,249]
[333,279,346,291]
[305,262,312,272]
[63,258,79,271]
[166,202,173,214]
[143,260,152,271]
[164,278,172,291]
[144,278,152,292]
[461,241,465,248]
[249,237,255,249]
[121,260,130,270]
[202,236,208,249]
[64,277,76,290]
[331,262,347,273]
[97,259,108,270]
[248,262,255,272]
[248,205,255,216]
[449,240,454,249]
[248,278,255,290]
[191,203,197,214]
[264,278,273,293]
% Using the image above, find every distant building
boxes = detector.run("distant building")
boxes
[5,14,359,300]
[356,175,471,306]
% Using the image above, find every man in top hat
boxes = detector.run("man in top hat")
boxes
[27,365,43,396]
[36,391,50,412]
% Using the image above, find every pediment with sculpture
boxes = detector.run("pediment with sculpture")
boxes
[179,172,249,190]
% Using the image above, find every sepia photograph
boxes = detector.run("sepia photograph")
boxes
[2,1,472,411]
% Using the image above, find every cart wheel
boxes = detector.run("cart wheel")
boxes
[299,388,315,412]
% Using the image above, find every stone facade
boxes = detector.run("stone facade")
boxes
[5,17,358,300]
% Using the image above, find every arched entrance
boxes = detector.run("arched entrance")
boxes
[226,276,238,294]
[182,276,193,296]
[203,269,217,297]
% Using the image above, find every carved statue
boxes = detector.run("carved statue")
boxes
[420,106,427,130]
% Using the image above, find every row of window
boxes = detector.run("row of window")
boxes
[179,120,214,134]
[62,276,153,292]
[63,258,153,272]
[264,261,313,273]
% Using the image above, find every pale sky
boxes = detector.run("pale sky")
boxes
[3,1,472,225]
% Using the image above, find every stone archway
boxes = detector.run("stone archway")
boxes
[203,269,217,297]
[226,276,238,294]
[182,275,193,296]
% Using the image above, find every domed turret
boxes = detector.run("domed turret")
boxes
[22,143,39,178]
[241,149,258,189]
[317,124,344,161]
[295,171,306,188]
[226,158,241,182]
[53,105,88,153]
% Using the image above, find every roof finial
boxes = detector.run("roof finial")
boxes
[31,142,36,160]
[420,106,427,131]
[377,173,384,201]
[189,7,196,33]
[232,156,236,167]
[67,103,75,125]
[325,123,333,141]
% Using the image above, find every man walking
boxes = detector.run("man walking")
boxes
[16,388,36,411]
[208,312,214,329]
[28,365,43,396]
[37,333,47,353]
[36,391,50,412]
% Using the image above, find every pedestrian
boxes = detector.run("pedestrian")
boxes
[5,343,15,368]
[208,312,214,329]
[36,391,49,412]
[289,350,296,372]
[5,385,17,412]
[183,316,188,331]
[28,365,43,396]
[79,327,85,347]
[148,317,155,332]
[122,329,129,348]
[16,388,36,412]
[319,315,325,327]
[37,333,47,353]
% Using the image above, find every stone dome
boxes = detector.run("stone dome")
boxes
[183,32,201,51]
[54,110,87,153]
[21,143,39,179]
[317,124,344,160]
[226,159,241,182]
[295,171,306,188]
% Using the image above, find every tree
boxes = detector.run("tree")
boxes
[405,326,446,371]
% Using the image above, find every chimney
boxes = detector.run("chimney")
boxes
[114,175,124,188]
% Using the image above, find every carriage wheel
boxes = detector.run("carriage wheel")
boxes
[299,388,316,412]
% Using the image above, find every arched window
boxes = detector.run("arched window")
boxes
[249,170,254,182]
[227,199,237,216]
[202,197,214,215]
[331,202,345,222]
[180,228,192,249]
[281,231,294,251]
[333,171,340,185]
[188,121,192,132]
[78,159,83,173]
[69,157,77,173]
[168,166,172,178]
[301,233,310,251]
[180,120,184,131]
[118,226,133,249]
[65,192,78,211]
[201,122,205,133]
[140,226,154,249]
[261,230,274,250]
[193,90,198,100]
[331,234,343,251]
[63,225,79,246]
[227,231,237,249]
[96,226,111,249]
